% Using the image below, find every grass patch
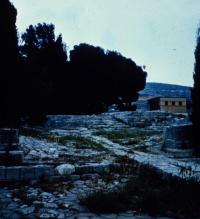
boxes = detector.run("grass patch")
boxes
[100,156,137,183]
[56,135,105,151]
[114,155,134,164]
[133,146,149,153]
[80,164,200,218]
[20,128,105,151]
[94,129,159,145]
[40,180,75,193]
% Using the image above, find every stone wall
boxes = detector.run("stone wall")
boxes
[0,129,23,165]
[0,165,54,182]
[0,129,19,150]
[163,124,193,150]
[160,97,187,113]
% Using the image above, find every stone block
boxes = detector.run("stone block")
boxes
[164,139,176,148]
[163,124,193,149]
[0,151,7,164]
[75,163,110,174]
[70,175,80,181]
[81,173,100,180]
[0,129,19,145]
[0,166,6,180]
[35,165,54,179]
[9,151,24,164]
[21,166,35,181]
[55,164,75,176]
[164,148,194,158]
[6,166,21,181]
[94,164,110,173]
[135,121,146,128]
[0,144,7,151]
[75,165,94,174]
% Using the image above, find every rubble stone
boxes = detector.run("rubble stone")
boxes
[0,166,5,180]
[9,151,24,164]
[55,164,75,176]
[21,166,35,181]
[35,165,54,179]
[6,166,21,181]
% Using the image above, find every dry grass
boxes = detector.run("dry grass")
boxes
[80,164,200,218]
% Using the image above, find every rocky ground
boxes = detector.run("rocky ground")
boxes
[0,111,196,219]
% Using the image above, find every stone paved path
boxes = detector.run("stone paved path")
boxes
[89,133,200,181]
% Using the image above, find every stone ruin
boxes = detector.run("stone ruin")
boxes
[111,111,190,129]
[0,115,195,183]
[162,124,194,158]
[0,129,23,165]
[0,128,54,182]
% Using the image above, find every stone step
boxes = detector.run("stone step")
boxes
[0,151,24,165]
[0,144,19,151]
[0,128,19,145]
[0,165,54,182]
[164,148,194,158]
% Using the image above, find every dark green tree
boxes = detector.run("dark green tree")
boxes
[20,23,67,122]
[192,27,200,154]
[20,23,67,63]
[69,43,147,113]
[0,0,20,127]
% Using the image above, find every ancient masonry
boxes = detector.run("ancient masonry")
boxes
[0,113,195,182]
[0,113,199,219]
[162,124,194,158]
[0,129,54,182]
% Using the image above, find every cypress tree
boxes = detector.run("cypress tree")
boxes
[0,0,20,127]
[192,27,200,155]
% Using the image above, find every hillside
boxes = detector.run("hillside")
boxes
[140,82,192,100]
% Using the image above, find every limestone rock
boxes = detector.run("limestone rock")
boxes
[55,164,75,176]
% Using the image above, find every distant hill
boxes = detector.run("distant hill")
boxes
[139,82,192,100]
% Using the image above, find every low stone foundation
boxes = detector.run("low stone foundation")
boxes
[0,128,19,150]
[0,128,23,165]
[0,165,54,182]
[113,111,189,128]
[75,163,111,174]
[162,124,193,157]
[163,124,193,149]
[0,151,24,165]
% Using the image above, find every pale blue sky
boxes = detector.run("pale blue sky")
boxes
[12,0,200,86]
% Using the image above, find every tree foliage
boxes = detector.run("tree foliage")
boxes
[20,23,67,63]
[20,23,67,121]
[69,44,147,113]
[0,1,147,126]
[192,27,200,153]
[19,28,147,116]
[0,0,20,127]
